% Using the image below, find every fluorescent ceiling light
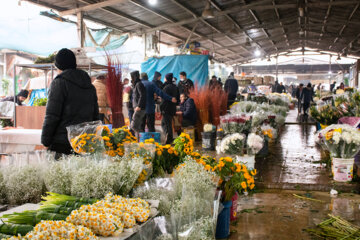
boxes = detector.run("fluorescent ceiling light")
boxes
[254,49,261,57]
[149,0,157,5]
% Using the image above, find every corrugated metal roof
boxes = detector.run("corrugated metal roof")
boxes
[26,0,360,64]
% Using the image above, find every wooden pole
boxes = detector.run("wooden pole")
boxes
[77,11,85,48]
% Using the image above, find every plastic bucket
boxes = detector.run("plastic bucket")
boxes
[316,122,321,131]
[201,132,216,150]
[230,193,238,222]
[183,127,195,142]
[215,201,232,239]
[333,158,354,182]
[139,132,161,143]
[235,155,255,169]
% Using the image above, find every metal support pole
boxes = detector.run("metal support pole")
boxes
[13,65,16,127]
[181,22,199,54]
[44,70,48,97]
[329,54,332,89]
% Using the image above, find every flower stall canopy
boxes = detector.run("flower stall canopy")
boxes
[141,55,209,86]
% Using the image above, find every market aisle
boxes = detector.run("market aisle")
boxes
[255,110,331,188]
[229,190,360,240]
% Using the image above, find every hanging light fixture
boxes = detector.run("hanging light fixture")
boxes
[254,49,261,57]
[267,56,271,62]
[245,38,251,47]
[337,54,341,60]
[299,29,305,35]
[202,1,215,19]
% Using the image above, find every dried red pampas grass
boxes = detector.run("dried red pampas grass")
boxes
[106,55,124,128]
[210,87,225,126]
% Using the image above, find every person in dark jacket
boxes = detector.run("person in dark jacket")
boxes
[152,71,163,90]
[330,81,336,92]
[160,73,180,144]
[141,73,176,132]
[179,93,197,127]
[277,82,286,93]
[178,71,194,95]
[41,48,99,159]
[209,75,219,90]
[1,89,29,106]
[130,70,146,135]
[224,75,238,107]
[300,83,314,117]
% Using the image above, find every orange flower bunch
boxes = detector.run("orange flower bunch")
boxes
[70,133,104,154]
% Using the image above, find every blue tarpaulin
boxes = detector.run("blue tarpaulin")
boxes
[141,55,209,86]
[27,89,46,106]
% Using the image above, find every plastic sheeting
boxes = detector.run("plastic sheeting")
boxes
[85,28,129,51]
[141,55,209,86]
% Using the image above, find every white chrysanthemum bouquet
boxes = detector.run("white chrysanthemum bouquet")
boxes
[220,133,245,155]
[319,124,360,158]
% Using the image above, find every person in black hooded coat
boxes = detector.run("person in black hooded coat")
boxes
[161,73,179,144]
[41,48,99,159]
[152,71,163,90]
[130,70,146,135]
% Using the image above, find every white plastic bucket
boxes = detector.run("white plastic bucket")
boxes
[235,155,255,169]
[332,158,354,182]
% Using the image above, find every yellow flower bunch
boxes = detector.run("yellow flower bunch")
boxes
[102,126,137,157]
[262,129,273,139]
[199,156,257,200]
[174,133,194,158]
[70,133,104,154]
[66,210,124,237]
[16,220,99,240]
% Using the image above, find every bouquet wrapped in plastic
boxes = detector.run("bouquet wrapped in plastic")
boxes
[220,115,252,135]
[67,121,105,155]
[247,133,264,156]
[319,124,360,158]
[219,133,245,155]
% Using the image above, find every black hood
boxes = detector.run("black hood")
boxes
[152,71,161,82]
[130,71,140,86]
[58,69,92,89]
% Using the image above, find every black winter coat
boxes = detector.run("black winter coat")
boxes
[301,87,313,103]
[160,82,179,116]
[180,97,197,125]
[178,79,194,95]
[132,80,146,110]
[41,69,99,147]
[224,78,238,97]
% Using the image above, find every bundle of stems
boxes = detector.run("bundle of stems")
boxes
[189,85,210,126]
[0,223,33,236]
[306,214,360,239]
[106,55,124,127]
[220,90,228,115]
[40,192,97,207]
[210,88,228,126]
[2,211,67,226]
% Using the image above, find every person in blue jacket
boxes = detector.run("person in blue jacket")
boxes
[179,93,197,127]
[140,72,176,132]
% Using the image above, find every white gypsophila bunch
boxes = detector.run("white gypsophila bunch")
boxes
[117,156,144,196]
[44,160,73,195]
[133,184,176,216]
[251,112,267,128]
[247,133,264,156]
[3,165,45,204]
[178,216,214,240]
[275,115,286,126]
[0,170,6,203]
[171,158,216,221]
[230,101,258,114]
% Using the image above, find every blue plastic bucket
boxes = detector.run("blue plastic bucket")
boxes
[139,132,161,143]
[216,200,232,239]
[316,122,321,131]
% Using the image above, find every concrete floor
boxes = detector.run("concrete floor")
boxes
[230,189,360,240]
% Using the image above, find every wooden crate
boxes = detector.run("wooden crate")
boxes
[16,106,46,129]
